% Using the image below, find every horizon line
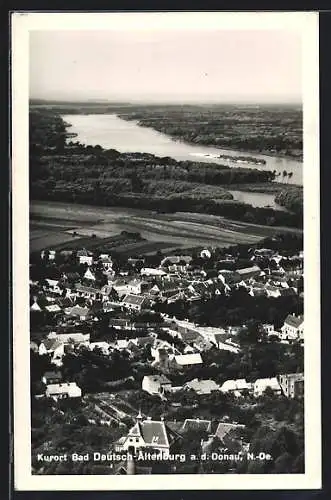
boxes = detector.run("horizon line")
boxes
[29,97,303,107]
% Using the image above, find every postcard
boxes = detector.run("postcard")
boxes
[11,11,321,490]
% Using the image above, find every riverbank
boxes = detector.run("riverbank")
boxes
[30,109,302,229]
[62,113,303,185]
[130,119,303,162]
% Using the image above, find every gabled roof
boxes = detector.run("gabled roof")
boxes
[182,418,211,433]
[128,420,170,448]
[65,305,91,317]
[284,314,304,328]
[214,422,245,441]
[41,339,63,351]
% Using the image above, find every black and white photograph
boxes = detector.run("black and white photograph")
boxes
[12,11,320,490]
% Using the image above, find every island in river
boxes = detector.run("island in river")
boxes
[29,105,303,231]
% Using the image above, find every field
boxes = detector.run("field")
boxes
[30,201,302,254]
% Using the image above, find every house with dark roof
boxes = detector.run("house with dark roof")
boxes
[122,294,149,312]
[213,422,247,453]
[181,418,212,433]
[115,415,176,454]
[42,371,62,385]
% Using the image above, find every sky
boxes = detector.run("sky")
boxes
[29,29,302,104]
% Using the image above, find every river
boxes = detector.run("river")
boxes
[62,113,301,210]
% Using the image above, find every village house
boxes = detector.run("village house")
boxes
[213,337,240,353]
[265,285,282,298]
[75,283,101,301]
[89,342,112,355]
[253,377,282,398]
[45,382,82,399]
[183,379,220,395]
[160,255,192,273]
[280,314,304,341]
[151,340,181,362]
[30,296,42,312]
[173,353,203,370]
[220,379,252,397]
[141,267,167,278]
[41,249,56,261]
[212,422,247,454]
[100,284,116,301]
[127,278,149,295]
[110,278,131,298]
[115,414,176,455]
[262,323,278,337]
[192,337,214,352]
[122,294,149,312]
[142,375,172,396]
[41,371,62,385]
[77,249,93,266]
[44,279,63,295]
[45,303,62,314]
[64,304,91,321]
[83,267,96,281]
[181,418,212,433]
[99,254,113,271]
[278,373,304,399]
[38,338,65,359]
